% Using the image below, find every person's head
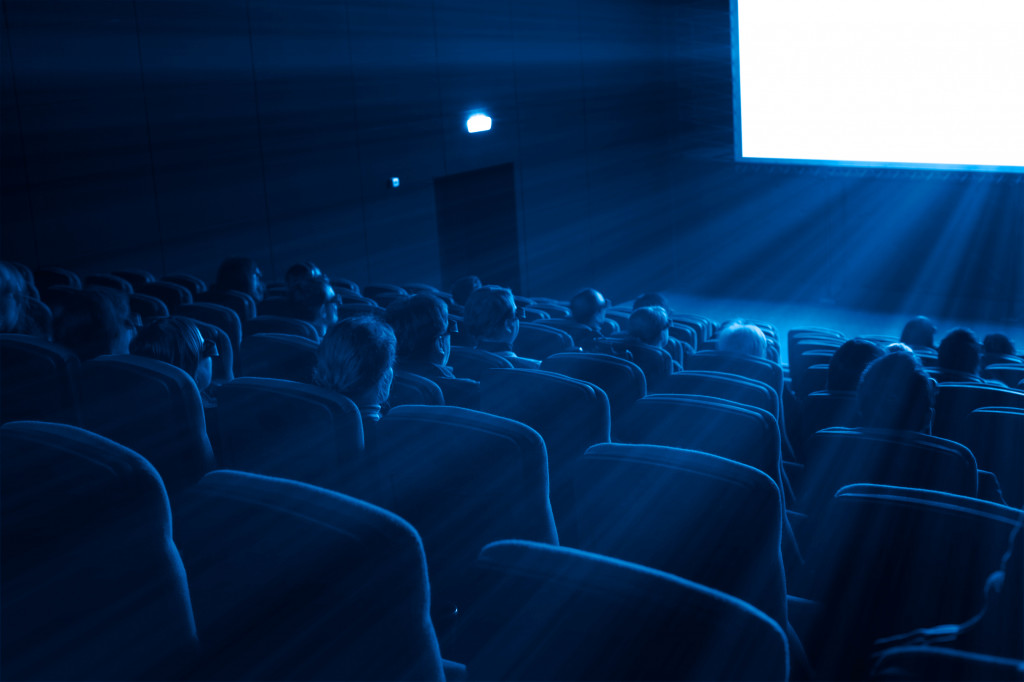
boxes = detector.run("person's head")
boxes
[827,338,884,392]
[570,288,610,327]
[938,328,982,376]
[284,262,324,292]
[450,275,482,307]
[716,322,767,359]
[628,306,671,347]
[464,285,520,344]
[52,289,133,361]
[385,293,451,365]
[288,277,338,336]
[983,333,1016,357]
[313,315,396,409]
[130,316,216,391]
[215,257,265,302]
[632,293,672,316]
[900,316,937,349]
[0,262,26,332]
[886,342,914,354]
[856,351,935,432]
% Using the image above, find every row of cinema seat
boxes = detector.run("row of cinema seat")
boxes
[4,267,1024,680]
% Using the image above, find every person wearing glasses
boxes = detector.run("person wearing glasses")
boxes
[385,293,480,408]
[130,316,219,407]
[285,276,339,340]
[463,285,540,369]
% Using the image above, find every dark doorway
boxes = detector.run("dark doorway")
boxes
[434,163,521,293]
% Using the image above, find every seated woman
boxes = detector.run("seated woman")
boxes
[130,316,218,407]
[313,315,396,426]
[463,285,540,369]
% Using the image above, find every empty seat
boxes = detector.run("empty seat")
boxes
[513,321,576,360]
[453,540,789,681]
[933,383,1024,447]
[137,280,193,311]
[172,470,444,681]
[372,405,558,628]
[1,421,199,680]
[871,646,1024,682]
[982,363,1024,387]
[659,369,779,418]
[239,333,317,383]
[967,407,1024,508]
[161,273,207,295]
[0,333,81,425]
[77,355,216,496]
[572,443,789,633]
[216,377,366,494]
[800,390,859,445]
[541,352,646,427]
[85,273,134,293]
[244,314,320,341]
[196,289,257,321]
[480,367,611,543]
[34,266,82,290]
[388,370,445,408]
[799,427,979,519]
[331,277,361,295]
[797,363,831,398]
[447,346,515,381]
[129,292,170,320]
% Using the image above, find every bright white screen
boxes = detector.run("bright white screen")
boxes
[735,0,1024,171]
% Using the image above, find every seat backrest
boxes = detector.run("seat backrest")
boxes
[161,273,207,295]
[797,483,1022,680]
[183,318,234,383]
[528,302,571,319]
[216,378,366,494]
[1,421,199,680]
[129,292,169,320]
[34,266,82,290]
[934,383,1024,446]
[572,443,788,628]
[172,470,444,682]
[447,346,515,381]
[196,289,256,321]
[967,407,1024,508]
[456,540,789,681]
[513,321,576,360]
[177,301,243,363]
[981,363,1024,387]
[800,390,859,445]
[589,337,675,390]
[389,370,445,408]
[799,427,979,517]
[480,367,611,542]
[536,318,601,348]
[541,352,646,426]
[244,314,320,341]
[373,405,558,616]
[77,355,215,496]
[137,280,193,311]
[798,363,831,398]
[85,273,134,294]
[686,351,784,399]
[659,369,778,418]
[872,646,1024,682]
[790,345,840,396]
[112,269,156,288]
[617,394,784,493]
[336,302,386,320]
[239,333,318,383]
[255,295,290,317]
[0,333,81,426]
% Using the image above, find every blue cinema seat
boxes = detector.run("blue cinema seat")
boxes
[0,333,81,426]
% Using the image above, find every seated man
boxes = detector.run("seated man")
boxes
[827,338,884,393]
[981,332,1018,369]
[716,321,768,359]
[449,275,482,316]
[935,328,1004,385]
[285,276,339,340]
[130,316,218,407]
[213,257,266,304]
[856,351,935,432]
[385,293,479,408]
[569,288,619,341]
[632,293,689,364]
[284,261,324,293]
[899,315,937,351]
[313,315,396,425]
[463,285,539,369]
[626,306,681,372]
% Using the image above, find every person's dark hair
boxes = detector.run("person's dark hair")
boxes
[385,293,448,363]
[450,275,482,307]
[632,293,671,315]
[0,262,26,332]
[464,285,515,341]
[570,288,609,325]
[284,262,323,292]
[938,328,982,375]
[628,306,671,345]
[288,277,335,323]
[856,351,934,432]
[827,338,884,392]
[130,316,205,378]
[983,333,1016,357]
[52,289,129,361]
[214,257,265,302]
[900,316,937,349]
[313,315,396,405]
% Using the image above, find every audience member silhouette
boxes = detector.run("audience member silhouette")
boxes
[981,333,1018,369]
[899,315,937,351]
[214,257,266,303]
[385,293,457,380]
[284,261,324,293]
[52,288,134,362]
[935,328,1003,385]
[313,315,396,425]
[570,287,619,339]
[827,339,884,393]
[855,351,935,432]
[130,316,217,406]
[285,276,339,339]
[632,292,671,312]
[463,285,540,369]
[0,262,25,333]
[449,275,482,315]
[632,293,689,363]
[716,321,768,359]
